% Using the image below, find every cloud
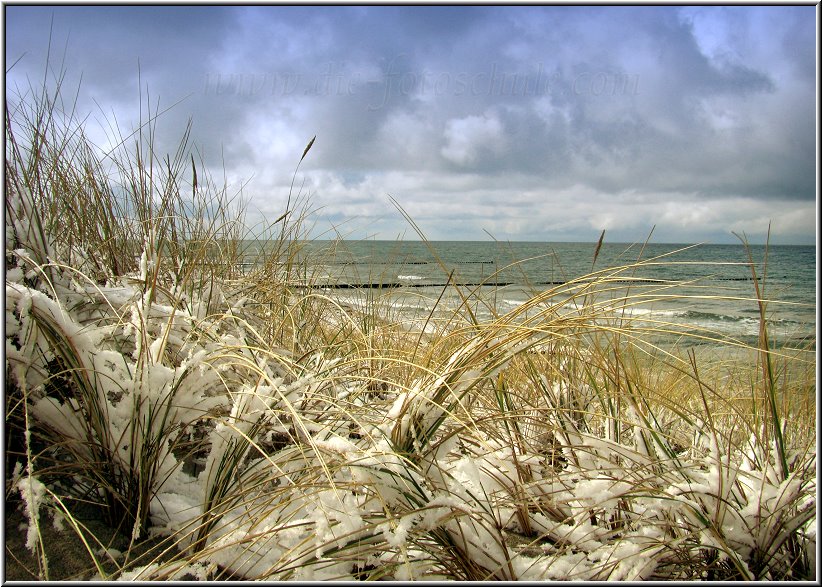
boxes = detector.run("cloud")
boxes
[4,5,816,243]
[441,112,506,166]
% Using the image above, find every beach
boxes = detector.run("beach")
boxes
[4,69,815,580]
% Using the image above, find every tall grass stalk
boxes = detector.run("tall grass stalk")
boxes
[5,74,815,581]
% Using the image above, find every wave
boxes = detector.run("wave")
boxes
[681,310,758,324]
[397,275,426,281]
[501,299,526,308]
[620,307,684,318]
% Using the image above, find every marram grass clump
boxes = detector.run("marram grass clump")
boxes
[4,81,816,581]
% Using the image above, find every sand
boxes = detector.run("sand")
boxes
[4,495,177,581]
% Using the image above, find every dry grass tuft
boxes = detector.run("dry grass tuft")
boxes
[4,70,816,581]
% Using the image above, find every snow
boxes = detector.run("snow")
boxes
[16,472,48,552]
[5,203,815,581]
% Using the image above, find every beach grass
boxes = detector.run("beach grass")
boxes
[4,75,816,581]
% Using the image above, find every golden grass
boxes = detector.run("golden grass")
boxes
[4,69,816,581]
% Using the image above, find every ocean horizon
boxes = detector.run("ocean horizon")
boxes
[238,240,816,351]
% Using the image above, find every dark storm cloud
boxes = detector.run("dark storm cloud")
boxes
[7,6,249,162]
[6,6,234,97]
[4,5,816,243]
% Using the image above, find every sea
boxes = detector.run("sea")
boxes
[252,240,816,352]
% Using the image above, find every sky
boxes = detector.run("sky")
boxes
[4,5,818,244]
